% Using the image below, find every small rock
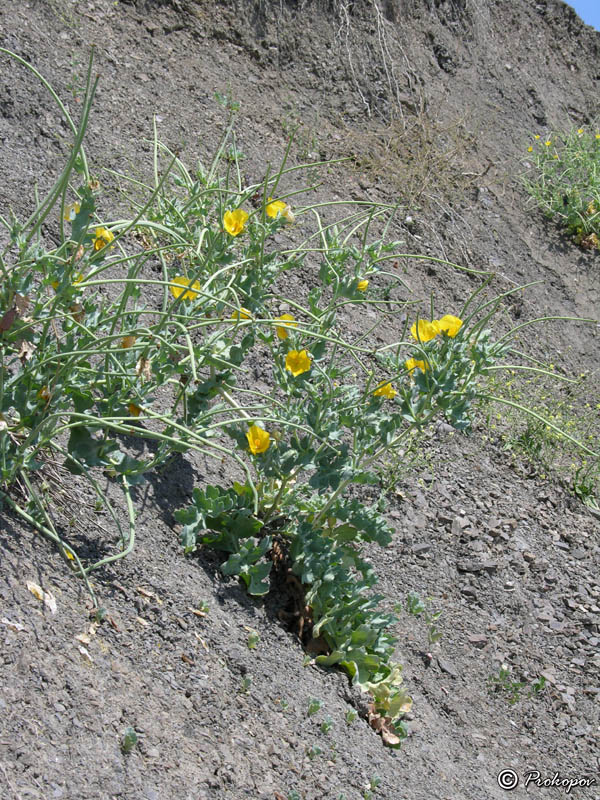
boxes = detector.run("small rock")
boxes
[437,657,458,678]
[468,634,488,648]
[412,542,432,556]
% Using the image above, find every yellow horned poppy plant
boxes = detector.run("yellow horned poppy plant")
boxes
[169,276,202,301]
[410,319,438,343]
[405,358,428,375]
[93,227,114,251]
[223,208,249,236]
[276,314,297,340]
[373,381,397,399]
[285,349,311,377]
[246,424,270,454]
[435,314,463,337]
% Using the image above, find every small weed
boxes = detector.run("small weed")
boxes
[405,592,442,644]
[306,744,323,760]
[307,698,323,717]
[120,726,138,754]
[345,708,358,725]
[239,676,252,694]
[487,665,547,705]
[320,715,333,734]
[246,629,259,650]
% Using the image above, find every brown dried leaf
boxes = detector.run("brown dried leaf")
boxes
[0,308,17,332]
[1,617,27,633]
[17,339,35,364]
[136,356,152,382]
[26,581,57,614]
[14,294,30,315]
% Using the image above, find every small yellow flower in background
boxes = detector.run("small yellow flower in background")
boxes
[596,133,600,140]
[64,201,80,222]
[169,276,202,301]
[527,146,533,152]
[410,319,438,343]
[373,381,397,399]
[231,307,252,320]
[544,140,552,147]
[285,349,311,377]
[587,201,597,216]
[577,128,584,135]
[51,272,84,290]
[534,134,540,139]
[223,208,249,236]
[554,154,559,159]
[246,424,270,454]
[435,314,463,337]
[93,226,114,251]
[266,197,295,223]
[405,358,428,375]
[121,335,137,348]
[357,279,369,292]
[276,313,297,340]
[128,403,142,417]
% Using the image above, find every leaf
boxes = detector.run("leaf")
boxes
[26,581,57,614]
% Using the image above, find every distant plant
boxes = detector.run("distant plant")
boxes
[120,727,139,754]
[405,591,443,645]
[523,126,600,249]
[487,665,547,705]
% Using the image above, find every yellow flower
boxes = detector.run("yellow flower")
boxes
[266,197,295,223]
[534,134,540,139]
[373,381,397,399]
[246,424,270,454]
[93,227,114,251]
[223,208,249,236]
[37,386,52,403]
[435,314,463,337]
[276,313,297,340]
[128,403,142,417]
[64,202,80,222]
[410,319,438,342]
[357,279,369,292]
[544,140,551,147]
[285,349,311,377]
[231,307,252,320]
[51,272,84,290]
[577,128,584,135]
[169,276,201,301]
[121,335,137,348]
[527,146,533,152]
[586,201,597,216]
[405,358,428,375]
[596,134,600,140]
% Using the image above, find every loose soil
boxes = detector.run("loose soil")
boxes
[1,1,599,799]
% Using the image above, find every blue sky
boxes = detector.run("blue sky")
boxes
[568,0,600,30]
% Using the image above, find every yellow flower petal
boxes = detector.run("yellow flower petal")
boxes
[121,335,137,349]
[405,358,428,375]
[410,319,438,343]
[128,403,142,417]
[246,424,270,454]
[231,307,252,320]
[435,314,463,337]
[169,276,202,301]
[285,349,311,377]
[266,198,288,218]
[373,381,397,399]
[276,313,297,340]
[223,208,249,236]
[93,227,114,251]
[64,201,81,222]
[357,279,369,292]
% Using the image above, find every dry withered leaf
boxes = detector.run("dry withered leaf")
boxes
[14,293,30,315]
[26,581,57,614]
[77,644,93,663]
[0,308,17,332]
[136,356,152,381]
[367,703,402,747]
[135,616,149,627]
[75,632,91,645]
[17,340,35,364]
[70,302,85,323]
